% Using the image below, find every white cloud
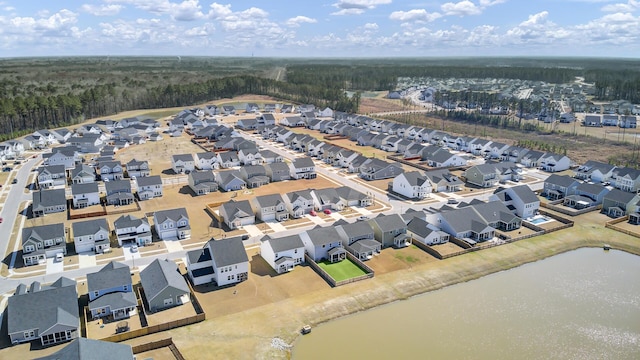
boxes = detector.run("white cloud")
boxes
[389,9,442,22]
[285,16,317,27]
[601,0,640,12]
[441,1,482,16]
[106,0,204,20]
[80,4,123,16]
[520,11,549,26]
[479,0,507,6]
[331,0,392,15]
[207,3,233,19]
[363,22,378,30]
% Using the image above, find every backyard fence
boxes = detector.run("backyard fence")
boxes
[304,253,374,288]
[131,337,186,360]
[605,215,640,238]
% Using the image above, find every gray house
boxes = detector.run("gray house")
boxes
[602,189,640,218]
[33,188,67,217]
[188,170,218,195]
[252,194,290,222]
[105,180,134,206]
[70,164,96,184]
[72,218,110,254]
[266,162,291,182]
[216,170,246,192]
[140,259,191,313]
[87,261,136,321]
[359,158,404,181]
[368,214,410,248]
[136,175,163,200]
[335,220,380,261]
[7,277,78,346]
[37,165,67,189]
[22,223,67,266]
[220,199,255,229]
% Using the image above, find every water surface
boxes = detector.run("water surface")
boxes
[293,248,640,360]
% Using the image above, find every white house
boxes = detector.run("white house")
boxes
[113,214,152,247]
[171,154,195,174]
[153,208,191,240]
[490,185,540,219]
[392,171,432,200]
[259,234,305,274]
[186,237,249,286]
[72,218,111,254]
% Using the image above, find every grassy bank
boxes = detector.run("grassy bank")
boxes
[120,214,639,360]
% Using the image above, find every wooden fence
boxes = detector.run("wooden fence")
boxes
[540,201,602,217]
[605,215,640,238]
[305,253,374,288]
[130,337,186,360]
[411,240,444,260]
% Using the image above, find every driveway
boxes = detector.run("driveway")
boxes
[45,257,64,275]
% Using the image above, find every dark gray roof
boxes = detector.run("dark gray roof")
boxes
[187,247,211,265]
[337,221,374,239]
[154,207,188,223]
[196,151,217,160]
[369,213,406,230]
[575,182,608,195]
[545,174,578,188]
[264,234,304,253]
[221,199,253,219]
[136,175,162,187]
[254,193,286,208]
[72,218,109,238]
[305,225,342,246]
[407,217,436,238]
[88,291,136,312]
[242,164,267,177]
[172,154,194,162]
[604,188,638,204]
[33,188,66,209]
[140,259,190,303]
[87,261,131,293]
[207,236,249,267]
[615,167,640,179]
[505,185,539,204]
[349,239,380,253]
[39,164,66,175]
[114,214,149,229]
[105,179,132,193]
[292,156,314,169]
[402,171,428,186]
[190,170,216,182]
[22,223,65,245]
[335,186,368,201]
[7,277,78,337]
[267,162,289,172]
[314,188,341,205]
[71,182,99,195]
[35,338,134,360]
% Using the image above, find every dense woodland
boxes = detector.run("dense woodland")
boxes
[1,57,640,140]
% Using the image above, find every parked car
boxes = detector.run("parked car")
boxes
[323,208,332,215]
[447,198,459,204]
[0,217,3,224]
[11,178,17,184]
[309,210,317,216]
[2,167,11,172]
[357,215,369,221]
[130,245,138,253]
[55,253,64,262]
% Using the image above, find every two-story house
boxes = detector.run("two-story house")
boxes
[32,189,67,217]
[285,189,318,218]
[368,214,410,248]
[543,174,580,200]
[188,170,218,195]
[406,217,450,246]
[72,218,111,254]
[113,214,152,247]
[299,225,346,263]
[87,261,136,321]
[490,185,540,219]
[22,223,66,266]
[216,170,246,192]
[171,154,195,174]
[70,164,96,184]
[252,194,289,222]
[140,259,190,312]
[290,157,317,180]
[71,183,100,209]
[194,152,219,170]
[125,159,150,178]
[105,180,134,206]
[259,234,305,274]
[153,208,190,240]
[392,171,432,200]
[265,162,291,182]
[98,161,124,181]
[37,165,67,189]
[187,236,249,286]
[335,220,380,261]
[136,175,163,200]
[220,199,255,230]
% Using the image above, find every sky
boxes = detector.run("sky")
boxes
[0,0,639,58]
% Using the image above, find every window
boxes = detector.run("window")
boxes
[164,298,173,306]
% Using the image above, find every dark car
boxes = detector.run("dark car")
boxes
[12,178,18,184]
[2,167,11,172]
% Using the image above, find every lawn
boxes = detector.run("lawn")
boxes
[318,259,368,282]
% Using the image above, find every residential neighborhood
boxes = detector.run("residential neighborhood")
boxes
[1,101,639,359]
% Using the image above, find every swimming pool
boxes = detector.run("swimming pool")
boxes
[527,215,551,225]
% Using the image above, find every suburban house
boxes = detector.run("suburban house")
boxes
[125,159,150,178]
[171,154,195,174]
[429,203,506,245]
[35,338,134,360]
[490,185,540,218]
[216,151,240,169]
[602,189,640,218]
[87,261,136,321]
[32,189,67,217]
[285,189,317,218]
[153,208,191,240]
[98,161,124,181]
[113,214,152,247]
[37,165,67,189]
[7,277,79,346]
[136,175,163,200]
[335,220,380,261]
[563,182,609,209]
[220,199,255,229]
[359,158,404,181]
[42,146,80,169]
[69,133,105,153]
[252,194,290,222]
[216,170,246,192]
[424,169,464,192]
[290,156,317,179]
[265,162,291,182]
[71,183,100,209]
[299,225,347,263]
[238,148,263,165]
[260,234,305,274]
[72,218,110,254]
[240,164,270,188]
[188,170,218,195]
[612,167,640,193]
[335,186,373,207]
[314,187,347,211]
[464,162,521,187]
[140,259,190,313]
[573,160,617,183]
[186,236,249,286]
[194,152,219,170]
[543,174,580,200]
[539,153,572,172]
[407,217,450,245]
[392,171,431,200]
[105,180,134,206]
[22,223,67,266]
[368,214,410,248]
[70,164,96,184]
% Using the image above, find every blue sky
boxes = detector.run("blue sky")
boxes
[0,0,639,57]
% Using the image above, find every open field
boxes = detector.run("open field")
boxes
[318,259,368,282]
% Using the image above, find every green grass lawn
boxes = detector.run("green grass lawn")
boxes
[318,259,368,282]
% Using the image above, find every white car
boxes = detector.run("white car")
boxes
[130,245,138,253]
[55,253,64,262]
